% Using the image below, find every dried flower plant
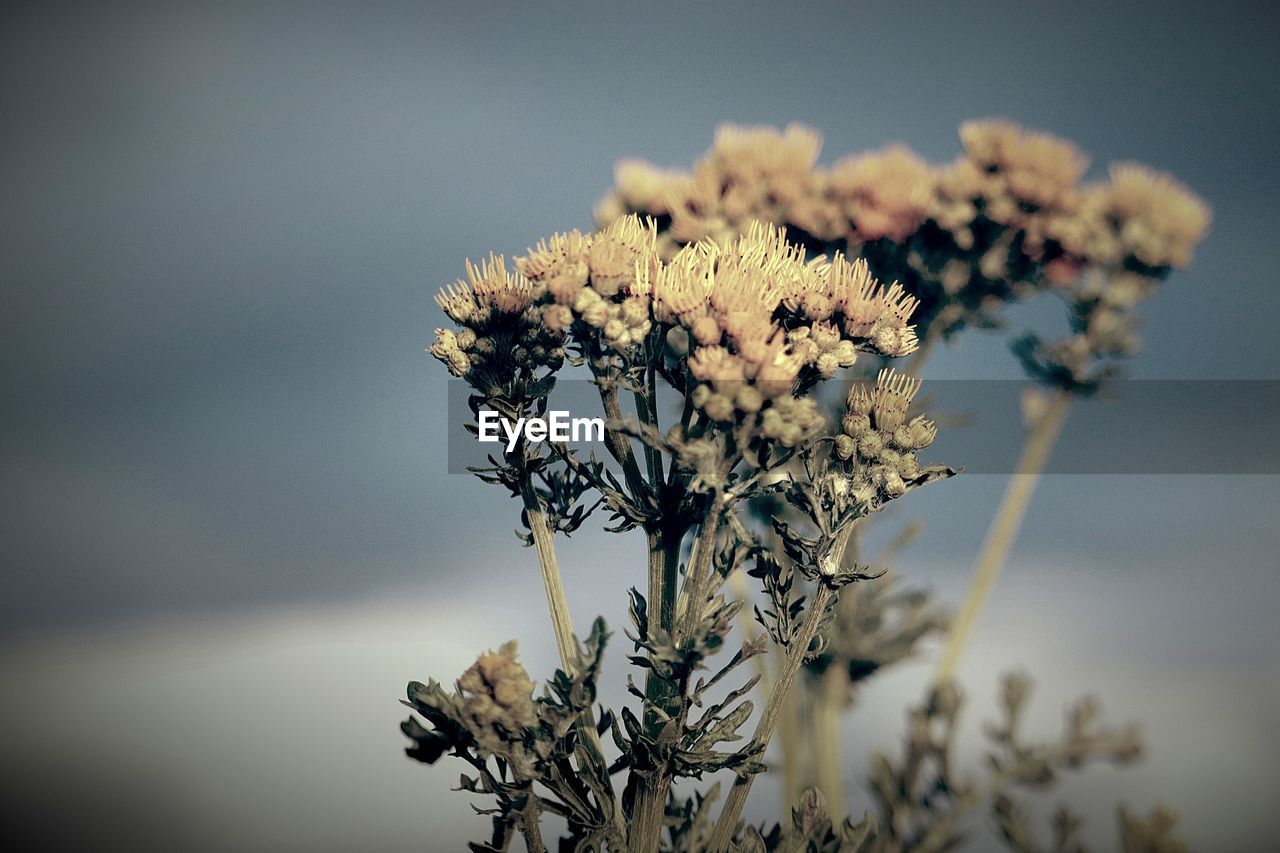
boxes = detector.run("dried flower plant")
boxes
[402,121,1206,851]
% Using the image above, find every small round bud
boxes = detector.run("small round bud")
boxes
[833,340,858,367]
[581,301,609,328]
[897,455,921,480]
[703,392,735,422]
[736,386,764,414]
[881,469,906,497]
[447,349,471,376]
[907,416,937,449]
[842,412,871,438]
[811,323,840,350]
[542,304,574,333]
[691,315,722,346]
[620,297,648,325]
[834,434,856,460]
[665,326,690,356]
[603,318,626,342]
[816,352,839,379]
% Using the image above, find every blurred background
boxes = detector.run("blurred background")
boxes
[2,1,1278,849]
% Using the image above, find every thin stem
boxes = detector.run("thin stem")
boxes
[934,388,1071,682]
[598,379,649,502]
[804,522,926,815]
[636,341,664,492]
[630,528,679,853]
[709,581,838,850]
[708,525,855,849]
[522,480,578,671]
[675,505,723,643]
[778,684,803,814]
[811,666,846,820]
[518,470,626,847]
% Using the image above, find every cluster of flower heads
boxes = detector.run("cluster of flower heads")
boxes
[832,369,938,504]
[597,121,1210,336]
[606,124,822,251]
[429,254,566,387]
[655,222,920,444]
[430,216,922,448]
[428,217,659,391]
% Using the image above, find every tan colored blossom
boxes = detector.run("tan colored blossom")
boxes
[589,214,659,297]
[613,159,685,216]
[829,145,935,242]
[708,123,822,180]
[457,640,536,743]
[1105,164,1211,268]
[460,253,535,315]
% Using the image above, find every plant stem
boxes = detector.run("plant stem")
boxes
[629,508,719,852]
[521,478,578,672]
[778,684,803,814]
[518,470,626,847]
[811,665,847,821]
[934,388,1071,682]
[518,793,548,853]
[598,380,649,501]
[676,505,722,643]
[709,580,838,850]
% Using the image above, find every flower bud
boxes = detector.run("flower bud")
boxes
[703,392,735,422]
[692,315,722,346]
[736,386,764,414]
[842,412,871,438]
[816,352,840,379]
[665,326,690,356]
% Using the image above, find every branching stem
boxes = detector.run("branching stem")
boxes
[708,525,854,850]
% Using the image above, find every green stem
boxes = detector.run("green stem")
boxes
[521,478,578,671]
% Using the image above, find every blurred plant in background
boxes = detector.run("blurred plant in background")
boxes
[402,122,1207,851]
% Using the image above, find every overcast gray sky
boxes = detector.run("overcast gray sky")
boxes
[2,1,1278,850]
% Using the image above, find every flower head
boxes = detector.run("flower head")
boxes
[829,145,935,242]
[1104,164,1211,268]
